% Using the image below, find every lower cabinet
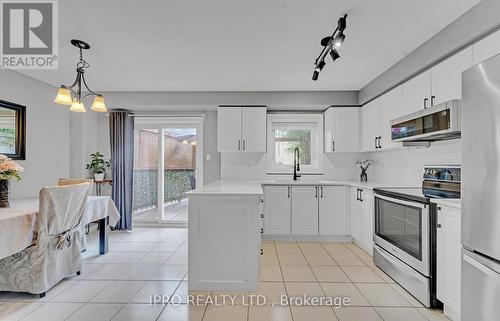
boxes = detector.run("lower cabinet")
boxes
[263,186,291,235]
[291,186,319,235]
[319,186,348,235]
[350,187,374,252]
[436,204,461,321]
[263,185,348,236]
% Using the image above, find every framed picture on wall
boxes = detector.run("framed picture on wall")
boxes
[0,100,26,160]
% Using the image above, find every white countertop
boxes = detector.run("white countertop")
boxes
[430,198,461,209]
[188,179,415,195]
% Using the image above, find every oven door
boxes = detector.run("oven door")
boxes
[374,194,430,276]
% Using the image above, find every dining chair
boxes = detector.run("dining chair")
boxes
[58,178,94,195]
[0,183,90,297]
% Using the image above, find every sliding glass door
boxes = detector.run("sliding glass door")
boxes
[133,117,203,226]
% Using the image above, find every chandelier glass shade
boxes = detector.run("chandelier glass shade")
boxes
[54,39,106,113]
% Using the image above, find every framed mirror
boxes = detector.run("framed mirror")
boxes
[0,100,26,160]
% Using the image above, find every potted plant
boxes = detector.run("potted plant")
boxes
[86,152,111,181]
[0,154,23,207]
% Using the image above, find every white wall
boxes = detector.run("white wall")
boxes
[360,0,500,104]
[0,70,70,198]
[365,140,461,186]
[221,152,362,181]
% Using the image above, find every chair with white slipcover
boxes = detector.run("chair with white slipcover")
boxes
[0,183,90,297]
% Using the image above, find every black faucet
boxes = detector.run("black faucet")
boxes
[293,147,301,181]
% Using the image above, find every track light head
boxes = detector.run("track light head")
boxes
[312,70,319,81]
[334,33,345,48]
[315,60,326,72]
[330,49,340,61]
[321,36,331,47]
[338,14,347,33]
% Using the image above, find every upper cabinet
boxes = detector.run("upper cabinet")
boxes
[402,48,473,114]
[361,99,380,152]
[378,86,403,150]
[217,106,266,152]
[473,29,500,65]
[431,47,473,106]
[324,107,360,153]
[402,70,432,114]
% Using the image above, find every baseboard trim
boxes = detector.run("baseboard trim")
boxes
[262,234,353,242]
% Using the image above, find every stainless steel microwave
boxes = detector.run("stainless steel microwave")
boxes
[391,100,461,143]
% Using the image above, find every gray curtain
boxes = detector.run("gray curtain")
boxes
[109,111,134,230]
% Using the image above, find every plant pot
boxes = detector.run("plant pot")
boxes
[0,179,11,208]
[94,173,105,182]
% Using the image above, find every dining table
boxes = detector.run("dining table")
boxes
[0,196,120,260]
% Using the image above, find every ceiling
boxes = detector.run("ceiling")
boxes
[21,0,479,92]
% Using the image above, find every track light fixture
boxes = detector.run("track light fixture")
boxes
[312,14,347,81]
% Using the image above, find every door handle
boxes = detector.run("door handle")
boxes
[243,140,246,151]
[424,98,428,109]
[320,186,323,198]
[431,96,436,106]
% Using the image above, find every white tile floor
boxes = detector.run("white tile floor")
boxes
[0,228,450,321]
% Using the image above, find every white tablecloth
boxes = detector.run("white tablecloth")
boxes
[0,196,120,259]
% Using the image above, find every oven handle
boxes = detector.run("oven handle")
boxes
[374,193,427,209]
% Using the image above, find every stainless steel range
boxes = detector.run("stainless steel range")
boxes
[373,165,460,308]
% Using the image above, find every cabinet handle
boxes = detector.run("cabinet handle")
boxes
[315,186,318,198]
[243,140,246,151]
[320,186,323,198]
[424,98,428,109]
[260,228,264,234]
[437,206,441,211]
[332,141,335,152]
[378,136,382,149]
[374,137,378,149]
[359,189,363,202]
[260,248,263,255]
[431,96,436,107]
[437,223,442,229]
[287,186,290,198]
[238,140,241,151]
[356,189,360,201]
[260,213,264,219]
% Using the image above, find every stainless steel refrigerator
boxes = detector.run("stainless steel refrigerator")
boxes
[462,53,500,320]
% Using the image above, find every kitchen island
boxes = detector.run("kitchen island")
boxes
[187,181,264,292]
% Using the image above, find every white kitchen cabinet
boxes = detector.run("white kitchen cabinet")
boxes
[361,99,380,152]
[217,106,266,152]
[218,107,242,152]
[431,47,473,106]
[473,29,500,65]
[350,187,362,242]
[319,186,348,235]
[402,70,432,114]
[378,86,403,150]
[360,189,374,251]
[436,204,461,321]
[350,187,374,252]
[264,186,291,235]
[291,186,319,235]
[324,107,360,153]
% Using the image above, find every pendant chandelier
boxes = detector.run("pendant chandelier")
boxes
[54,39,106,112]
